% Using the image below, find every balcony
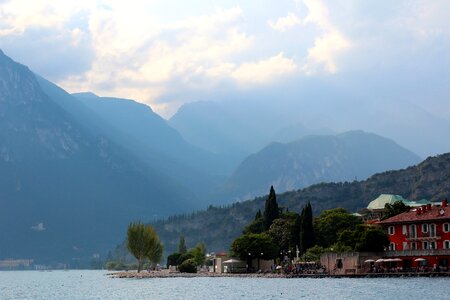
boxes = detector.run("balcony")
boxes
[385,249,450,257]
[406,232,441,241]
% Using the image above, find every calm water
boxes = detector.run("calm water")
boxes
[0,270,448,300]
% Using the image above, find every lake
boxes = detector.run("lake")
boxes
[0,270,448,299]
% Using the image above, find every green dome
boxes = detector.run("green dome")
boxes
[367,194,408,210]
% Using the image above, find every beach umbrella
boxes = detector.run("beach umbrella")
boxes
[391,258,402,262]
[276,265,282,270]
[414,258,426,262]
[384,259,394,262]
[364,259,375,263]
[375,259,385,263]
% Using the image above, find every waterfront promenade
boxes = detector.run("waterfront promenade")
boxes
[109,270,450,279]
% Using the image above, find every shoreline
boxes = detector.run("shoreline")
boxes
[108,270,450,279]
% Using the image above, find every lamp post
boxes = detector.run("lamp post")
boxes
[258,252,263,271]
[248,252,252,273]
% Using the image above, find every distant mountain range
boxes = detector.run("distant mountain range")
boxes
[218,131,421,201]
[170,92,450,159]
[150,153,450,256]
[0,50,198,265]
[0,49,443,266]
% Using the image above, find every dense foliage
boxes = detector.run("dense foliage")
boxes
[149,153,450,256]
[127,222,163,273]
[383,202,410,220]
[314,208,362,248]
[230,233,279,261]
[178,258,197,273]
[166,237,206,272]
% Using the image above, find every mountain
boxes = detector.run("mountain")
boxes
[148,153,450,256]
[69,92,227,194]
[169,100,331,169]
[219,131,421,201]
[169,88,450,159]
[0,50,196,266]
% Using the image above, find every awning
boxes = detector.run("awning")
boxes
[223,258,243,264]
[414,258,427,262]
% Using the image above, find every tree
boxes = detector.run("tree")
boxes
[244,209,264,234]
[302,245,325,262]
[263,186,279,230]
[355,227,390,252]
[383,202,409,220]
[127,222,163,273]
[178,235,187,254]
[230,233,279,264]
[179,258,197,273]
[267,212,300,256]
[167,252,182,268]
[314,208,362,247]
[299,202,315,254]
[336,224,389,252]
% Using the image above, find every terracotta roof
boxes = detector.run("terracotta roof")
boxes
[378,205,450,224]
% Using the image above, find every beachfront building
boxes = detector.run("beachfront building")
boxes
[320,252,382,275]
[360,194,431,222]
[378,199,450,270]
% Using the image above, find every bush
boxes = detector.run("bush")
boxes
[178,258,197,273]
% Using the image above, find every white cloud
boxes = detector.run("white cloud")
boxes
[269,12,301,32]
[231,53,297,85]
[31,222,45,231]
[302,0,352,74]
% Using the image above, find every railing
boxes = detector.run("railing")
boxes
[385,249,450,257]
[406,232,440,240]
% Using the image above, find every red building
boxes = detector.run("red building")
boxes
[378,199,450,270]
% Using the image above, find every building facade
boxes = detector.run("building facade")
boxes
[378,199,450,270]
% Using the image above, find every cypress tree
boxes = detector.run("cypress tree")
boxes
[263,186,279,230]
[178,235,187,254]
[255,209,262,220]
[299,202,315,254]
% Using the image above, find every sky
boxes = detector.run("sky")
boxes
[0,0,449,118]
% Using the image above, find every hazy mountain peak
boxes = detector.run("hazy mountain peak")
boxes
[217,130,421,201]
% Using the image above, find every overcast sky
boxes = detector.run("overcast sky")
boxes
[1,0,449,118]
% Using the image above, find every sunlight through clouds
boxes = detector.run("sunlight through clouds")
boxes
[0,0,449,117]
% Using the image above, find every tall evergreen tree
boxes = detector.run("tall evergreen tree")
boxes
[263,185,279,230]
[255,209,262,220]
[178,235,187,254]
[299,202,315,254]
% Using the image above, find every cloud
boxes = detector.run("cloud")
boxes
[269,12,301,32]
[231,53,297,84]
[301,0,352,74]
[31,222,45,231]
[1,0,449,119]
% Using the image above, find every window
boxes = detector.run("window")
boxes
[422,241,429,250]
[443,223,450,233]
[389,243,396,251]
[411,242,417,250]
[422,224,429,233]
[444,240,450,249]
[402,225,407,235]
[430,224,436,237]
[403,242,408,250]
[409,224,417,238]
[388,226,395,235]
[430,241,437,249]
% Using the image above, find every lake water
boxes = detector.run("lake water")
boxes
[0,270,448,300]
